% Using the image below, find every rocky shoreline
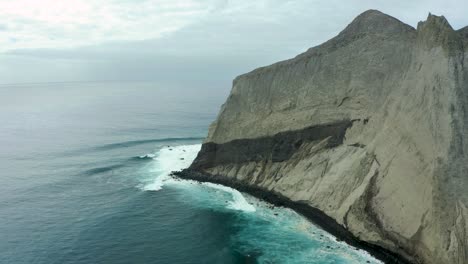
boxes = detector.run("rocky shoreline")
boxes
[172,169,413,264]
[177,10,468,263]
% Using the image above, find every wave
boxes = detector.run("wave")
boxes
[92,137,204,152]
[137,144,382,263]
[201,182,256,212]
[138,145,381,262]
[82,164,125,176]
[138,153,156,159]
[127,154,156,161]
[59,137,204,157]
[140,144,256,213]
[142,144,202,191]
[82,154,157,177]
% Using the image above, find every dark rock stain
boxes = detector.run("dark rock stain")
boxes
[191,120,353,170]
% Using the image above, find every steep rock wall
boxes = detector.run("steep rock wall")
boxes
[185,10,468,264]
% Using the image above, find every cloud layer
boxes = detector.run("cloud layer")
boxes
[1,0,468,86]
[2,0,467,52]
[0,0,218,51]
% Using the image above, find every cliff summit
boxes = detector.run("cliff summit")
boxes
[181,10,468,264]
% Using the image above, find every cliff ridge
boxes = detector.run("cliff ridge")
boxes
[185,10,468,264]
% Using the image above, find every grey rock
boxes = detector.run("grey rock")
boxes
[192,10,468,264]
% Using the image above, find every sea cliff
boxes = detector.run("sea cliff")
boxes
[177,10,468,264]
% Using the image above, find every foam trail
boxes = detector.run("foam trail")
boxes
[202,182,256,212]
[140,144,382,262]
[140,145,382,262]
[238,195,383,263]
[141,144,255,212]
[142,144,201,191]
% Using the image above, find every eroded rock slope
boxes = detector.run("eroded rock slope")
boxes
[185,10,468,264]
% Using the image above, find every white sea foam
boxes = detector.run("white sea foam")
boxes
[140,144,382,262]
[239,195,382,263]
[139,153,155,159]
[141,144,255,212]
[142,144,201,191]
[202,182,256,212]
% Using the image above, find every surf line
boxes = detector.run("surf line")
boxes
[141,144,256,213]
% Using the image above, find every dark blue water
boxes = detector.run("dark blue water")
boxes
[0,82,380,264]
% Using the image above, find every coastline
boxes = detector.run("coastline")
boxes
[172,169,414,264]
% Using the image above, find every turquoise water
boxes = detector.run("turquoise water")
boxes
[0,82,381,263]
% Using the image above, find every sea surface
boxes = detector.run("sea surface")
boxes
[0,82,381,264]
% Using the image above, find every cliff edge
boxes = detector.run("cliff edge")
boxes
[183,10,468,264]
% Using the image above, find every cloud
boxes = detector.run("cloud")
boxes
[1,0,468,86]
[0,0,219,51]
[1,0,468,53]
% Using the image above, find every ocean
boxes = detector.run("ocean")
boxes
[0,82,381,264]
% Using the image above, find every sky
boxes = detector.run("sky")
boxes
[1,0,467,87]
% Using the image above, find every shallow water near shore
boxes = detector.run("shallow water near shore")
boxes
[0,82,381,263]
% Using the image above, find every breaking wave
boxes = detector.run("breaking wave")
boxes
[201,182,256,212]
[141,144,200,191]
[137,144,382,263]
[140,144,256,213]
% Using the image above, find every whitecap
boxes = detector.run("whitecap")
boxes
[138,153,156,159]
[202,182,256,212]
[141,144,201,191]
[139,144,255,213]
[138,144,383,262]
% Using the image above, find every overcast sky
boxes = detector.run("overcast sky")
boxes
[1,0,467,87]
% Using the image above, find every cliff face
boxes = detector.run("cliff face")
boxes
[188,10,468,264]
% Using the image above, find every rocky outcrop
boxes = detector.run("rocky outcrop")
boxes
[181,10,468,264]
